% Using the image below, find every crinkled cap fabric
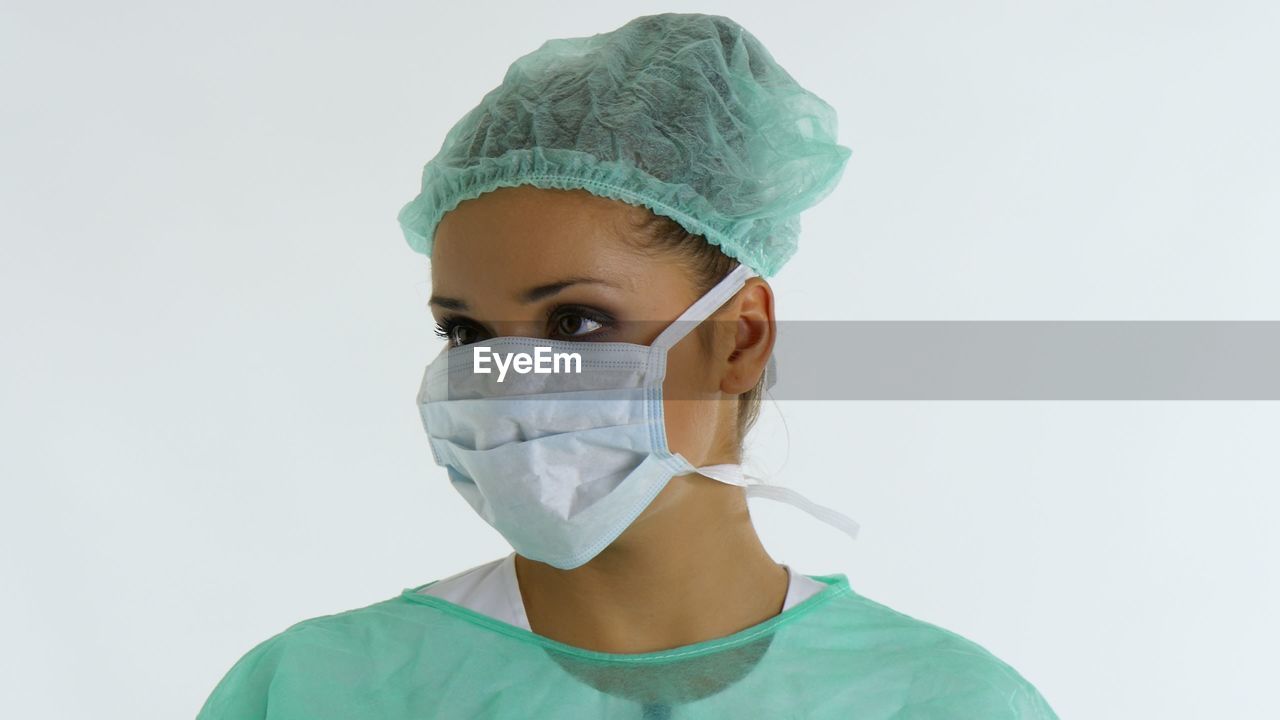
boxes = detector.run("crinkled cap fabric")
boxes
[396,12,851,277]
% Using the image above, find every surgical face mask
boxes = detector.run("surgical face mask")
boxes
[416,264,858,569]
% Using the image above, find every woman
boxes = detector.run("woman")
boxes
[198,13,1058,718]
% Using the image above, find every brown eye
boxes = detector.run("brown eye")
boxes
[553,313,603,338]
[450,324,483,346]
[435,319,487,347]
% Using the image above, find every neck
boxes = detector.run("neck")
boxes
[513,475,788,653]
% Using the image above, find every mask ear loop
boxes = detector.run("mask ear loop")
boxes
[659,268,855,540]
[648,264,779,388]
[743,483,862,541]
[693,464,862,542]
[650,264,759,350]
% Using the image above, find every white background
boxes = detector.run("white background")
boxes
[3,1,1278,717]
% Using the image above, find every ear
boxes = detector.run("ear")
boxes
[719,278,775,395]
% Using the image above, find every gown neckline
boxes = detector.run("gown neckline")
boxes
[398,572,853,663]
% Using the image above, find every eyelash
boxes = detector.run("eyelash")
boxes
[434,305,617,345]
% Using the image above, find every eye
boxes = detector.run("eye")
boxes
[549,306,613,340]
[555,314,602,337]
[434,318,487,347]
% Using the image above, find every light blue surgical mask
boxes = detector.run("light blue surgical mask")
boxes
[416,265,858,569]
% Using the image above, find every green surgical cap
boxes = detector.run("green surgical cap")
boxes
[396,12,851,277]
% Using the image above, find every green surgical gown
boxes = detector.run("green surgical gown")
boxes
[197,574,1058,719]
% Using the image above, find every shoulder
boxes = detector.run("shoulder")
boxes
[195,591,439,720]
[821,584,1059,719]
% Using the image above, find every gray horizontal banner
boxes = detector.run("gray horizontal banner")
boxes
[769,321,1280,400]
[429,322,1280,400]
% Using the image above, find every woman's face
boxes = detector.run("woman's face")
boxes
[428,185,735,469]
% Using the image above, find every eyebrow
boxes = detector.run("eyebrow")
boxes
[427,294,468,310]
[519,276,619,303]
[429,276,620,310]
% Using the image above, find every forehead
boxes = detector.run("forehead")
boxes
[431,186,651,286]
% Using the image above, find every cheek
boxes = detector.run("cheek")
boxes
[661,399,716,459]
[658,340,719,458]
